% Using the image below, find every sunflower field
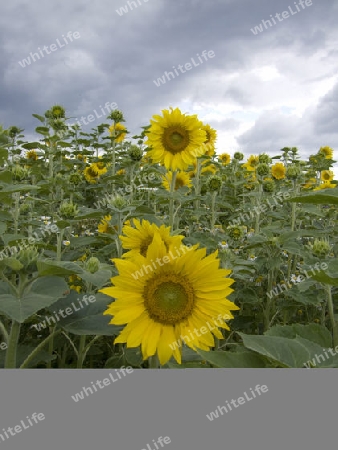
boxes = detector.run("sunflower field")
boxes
[0,105,337,369]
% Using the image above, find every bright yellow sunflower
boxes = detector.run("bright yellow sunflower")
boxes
[319,146,334,160]
[26,150,38,160]
[242,155,259,172]
[314,182,336,190]
[271,162,286,180]
[83,165,99,183]
[321,170,334,182]
[162,171,192,191]
[219,153,231,166]
[109,122,127,143]
[98,215,113,233]
[189,159,217,178]
[145,107,206,171]
[120,218,184,259]
[100,232,238,365]
[92,160,108,176]
[302,178,317,190]
[201,124,217,156]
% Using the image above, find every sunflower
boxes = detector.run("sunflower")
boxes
[219,153,231,166]
[76,154,87,163]
[145,107,206,171]
[201,124,217,156]
[162,171,192,191]
[189,159,217,178]
[314,182,336,190]
[100,232,238,365]
[92,160,108,176]
[120,219,184,259]
[321,170,334,182]
[302,178,317,190]
[83,165,99,183]
[98,215,114,233]
[319,146,333,160]
[271,162,286,180]
[242,155,259,172]
[26,150,38,160]
[109,122,127,143]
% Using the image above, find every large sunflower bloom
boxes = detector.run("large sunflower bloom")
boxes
[109,122,127,143]
[321,170,334,182]
[242,155,259,172]
[162,171,192,191]
[120,218,184,258]
[100,233,239,365]
[145,107,206,171]
[271,162,286,180]
[319,146,333,160]
[83,165,99,183]
[201,124,217,156]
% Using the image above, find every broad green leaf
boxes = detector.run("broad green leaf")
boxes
[0,277,68,323]
[265,323,332,348]
[196,349,267,368]
[289,189,338,205]
[238,333,327,368]
[46,292,122,336]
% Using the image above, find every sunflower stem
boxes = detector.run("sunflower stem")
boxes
[169,171,177,230]
[325,284,338,347]
[149,354,160,369]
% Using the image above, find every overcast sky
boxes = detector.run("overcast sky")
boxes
[1,0,337,174]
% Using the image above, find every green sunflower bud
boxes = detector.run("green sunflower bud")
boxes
[263,179,275,192]
[17,246,39,270]
[50,105,66,119]
[108,194,128,210]
[227,225,245,240]
[85,257,100,274]
[310,238,331,257]
[256,163,270,177]
[207,175,222,192]
[69,173,82,185]
[258,153,271,164]
[129,145,143,161]
[108,109,125,123]
[234,152,244,161]
[286,164,301,180]
[59,201,78,219]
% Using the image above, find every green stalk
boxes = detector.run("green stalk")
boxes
[210,191,217,230]
[4,321,21,368]
[169,171,177,230]
[77,335,87,368]
[325,285,338,347]
[20,329,62,369]
[148,354,160,369]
